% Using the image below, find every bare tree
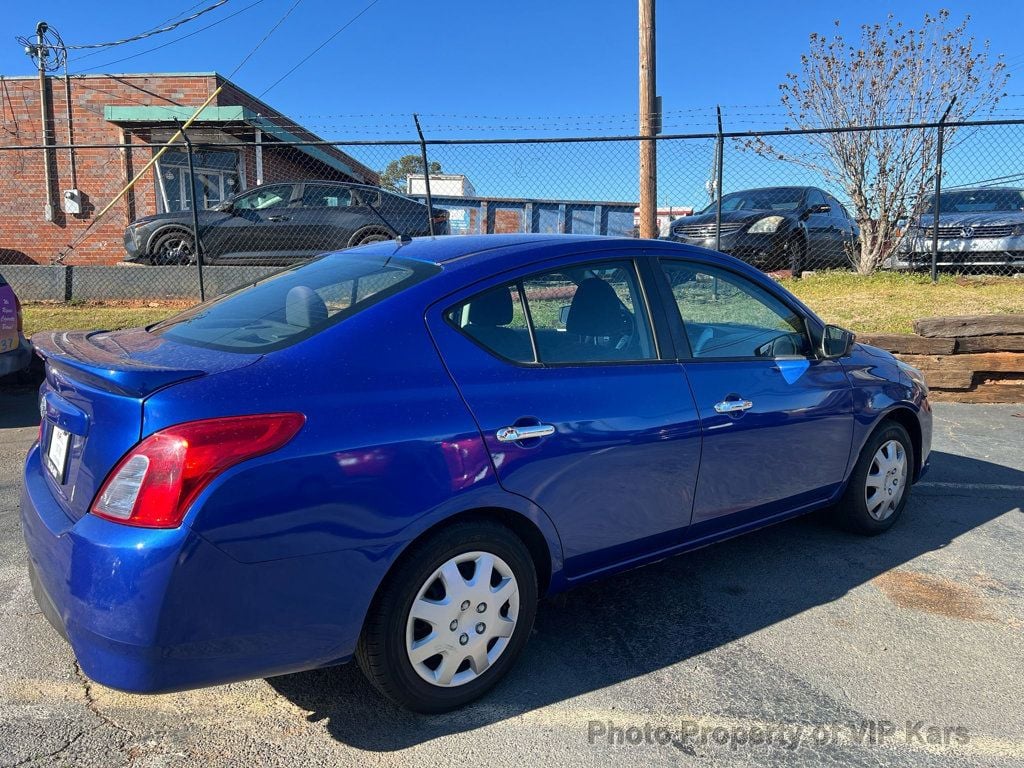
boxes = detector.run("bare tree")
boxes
[748,11,1007,273]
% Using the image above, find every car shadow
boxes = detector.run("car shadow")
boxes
[262,452,1018,748]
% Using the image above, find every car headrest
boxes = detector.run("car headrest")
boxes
[566,278,625,337]
[469,287,513,326]
[285,286,328,329]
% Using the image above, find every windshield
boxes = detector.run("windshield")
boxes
[922,189,1024,215]
[705,188,806,214]
[151,253,438,352]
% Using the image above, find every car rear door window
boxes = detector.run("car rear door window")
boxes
[661,261,810,359]
[302,184,353,208]
[447,284,534,363]
[447,259,656,365]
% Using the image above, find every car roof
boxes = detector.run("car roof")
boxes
[939,186,1024,193]
[344,234,629,265]
[725,186,812,195]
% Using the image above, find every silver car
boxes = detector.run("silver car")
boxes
[891,187,1024,270]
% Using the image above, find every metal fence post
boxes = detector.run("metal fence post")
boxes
[413,114,436,236]
[173,119,206,301]
[931,98,956,283]
[715,105,724,252]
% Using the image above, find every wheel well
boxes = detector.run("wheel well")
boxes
[348,226,392,247]
[880,407,923,481]
[370,508,554,614]
[148,225,193,253]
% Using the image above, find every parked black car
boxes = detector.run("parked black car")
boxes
[667,186,859,272]
[123,181,449,265]
[890,187,1024,271]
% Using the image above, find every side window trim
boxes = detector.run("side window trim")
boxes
[656,257,815,362]
[517,280,540,364]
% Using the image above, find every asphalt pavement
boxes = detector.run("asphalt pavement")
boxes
[1,384,1022,767]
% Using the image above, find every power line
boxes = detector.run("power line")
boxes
[64,0,229,51]
[258,0,382,97]
[69,1,228,62]
[229,0,304,79]
[76,0,268,73]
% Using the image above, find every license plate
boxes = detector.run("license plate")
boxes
[46,426,71,484]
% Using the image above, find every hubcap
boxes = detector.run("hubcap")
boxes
[865,439,908,521]
[405,551,519,688]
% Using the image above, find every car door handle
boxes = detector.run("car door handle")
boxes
[714,399,754,414]
[267,215,290,222]
[496,424,556,442]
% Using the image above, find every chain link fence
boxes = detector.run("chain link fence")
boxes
[2,118,1023,304]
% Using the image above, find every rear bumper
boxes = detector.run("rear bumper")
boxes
[0,338,32,377]
[20,444,362,693]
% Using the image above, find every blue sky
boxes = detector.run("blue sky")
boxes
[4,1,1023,204]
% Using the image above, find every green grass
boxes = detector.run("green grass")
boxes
[23,302,185,338]
[780,271,1024,334]
[20,272,1024,339]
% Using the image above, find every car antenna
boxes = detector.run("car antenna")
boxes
[364,197,409,244]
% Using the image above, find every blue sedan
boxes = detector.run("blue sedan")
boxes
[22,234,931,712]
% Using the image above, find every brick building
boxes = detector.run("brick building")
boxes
[0,72,377,265]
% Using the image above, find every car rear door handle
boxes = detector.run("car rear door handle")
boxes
[496,424,555,442]
[714,399,753,414]
[267,215,290,222]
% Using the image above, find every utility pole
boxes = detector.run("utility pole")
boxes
[638,0,657,239]
[35,21,55,222]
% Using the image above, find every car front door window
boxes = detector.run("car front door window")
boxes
[233,185,294,211]
[662,263,809,359]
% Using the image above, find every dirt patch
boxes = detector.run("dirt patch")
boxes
[873,569,993,621]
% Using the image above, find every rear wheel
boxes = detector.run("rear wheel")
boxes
[835,421,914,535]
[150,230,195,265]
[356,520,537,713]
[355,231,391,246]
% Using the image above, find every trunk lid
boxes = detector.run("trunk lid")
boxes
[33,327,259,521]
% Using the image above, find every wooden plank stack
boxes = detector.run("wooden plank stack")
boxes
[857,315,1024,403]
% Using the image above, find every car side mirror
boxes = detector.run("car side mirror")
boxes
[801,203,831,219]
[821,324,854,358]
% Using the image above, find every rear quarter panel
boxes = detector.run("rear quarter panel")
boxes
[140,292,565,655]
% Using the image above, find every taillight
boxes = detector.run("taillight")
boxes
[14,293,23,335]
[91,413,305,528]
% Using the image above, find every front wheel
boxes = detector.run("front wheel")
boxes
[785,236,806,276]
[150,230,196,265]
[356,520,538,712]
[835,421,914,535]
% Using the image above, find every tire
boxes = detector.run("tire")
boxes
[354,230,390,246]
[356,520,538,713]
[786,235,806,276]
[835,420,914,535]
[149,230,195,265]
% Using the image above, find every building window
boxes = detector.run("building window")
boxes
[155,148,242,212]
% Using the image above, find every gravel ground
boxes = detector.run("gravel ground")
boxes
[1,388,1022,767]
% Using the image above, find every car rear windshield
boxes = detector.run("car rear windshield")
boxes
[150,253,438,352]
